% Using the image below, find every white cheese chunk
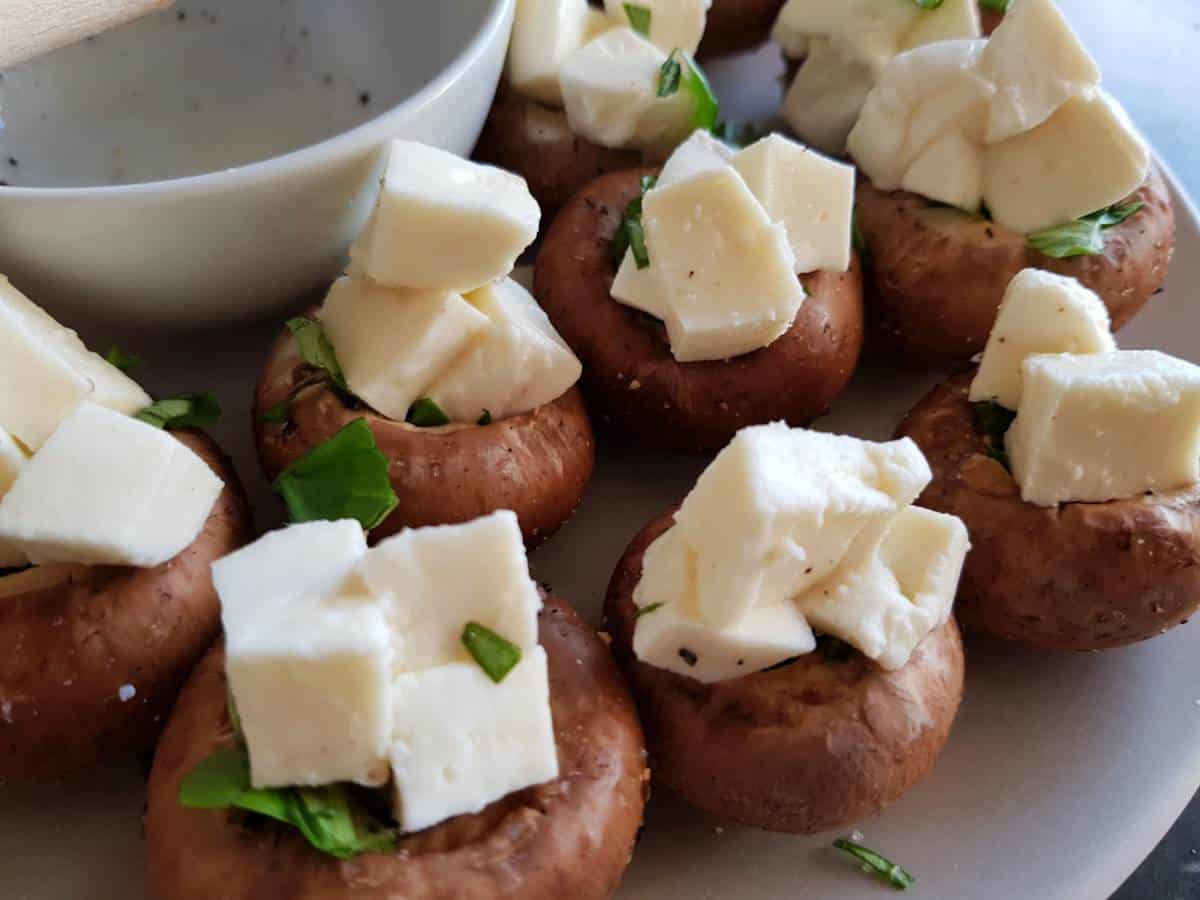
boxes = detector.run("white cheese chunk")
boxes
[559,27,694,152]
[901,129,984,213]
[319,277,490,422]
[731,134,854,273]
[799,506,969,670]
[0,427,28,568]
[507,0,601,107]
[0,404,223,568]
[982,88,1150,235]
[773,0,920,72]
[970,269,1116,409]
[604,0,708,55]
[657,129,734,188]
[673,423,932,627]
[900,0,980,51]
[1006,351,1200,506]
[641,167,805,362]
[0,277,151,451]
[427,277,582,423]
[389,648,558,833]
[978,0,1100,144]
[348,141,540,293]
[611,251,667,318]
[780,38,876,157]
[358,511,542,673]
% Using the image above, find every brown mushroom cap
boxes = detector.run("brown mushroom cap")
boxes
[254,326,595,547]
[146,595,648,900]
[0,431,253,781]
[895,370,1200,650]
[604,511,965,834]
[855,167,1175,370]
[697,0,787,57]
[534,168,865,453]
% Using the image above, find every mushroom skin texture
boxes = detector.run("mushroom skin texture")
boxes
[0,431,253,782]
[698,0,788,57]
[254,325,595,548]
[855,167,1174,370]
[534,168,864,453]
[604,511,965,834]
[146,595,649,900]
[896,370,1200,650]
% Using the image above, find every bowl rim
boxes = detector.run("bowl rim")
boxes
[0,0,514,198]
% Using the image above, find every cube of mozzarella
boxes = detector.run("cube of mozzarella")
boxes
[610,250,667,318]
[641,167,805,362]
[602,0,708,55]
[426,277,582,423]
[358,510,542,673]
[970,269,1115,410]
[0,404,222,568]
[657,129,733,188]
[318,277,490,422]
[1006,351,1200,506]
[348,141,540,293]
[0,427,28,568]
[389,648,558,833]
[507,0,608,107]
[900,0,980,52]
[781,38,876,156]
[673,423,932,627]
[798,506,969,671]
[731,134,855,273]
[772,0,920,71]
[901,129,984,213]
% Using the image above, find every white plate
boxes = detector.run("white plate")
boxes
[3,55,1199,900]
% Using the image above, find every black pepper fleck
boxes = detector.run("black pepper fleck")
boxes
[678,647,698,667]
[6,157,17,167]
[176,10,187,20]
[359,91,372,106]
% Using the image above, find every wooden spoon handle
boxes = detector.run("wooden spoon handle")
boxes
[0,0,172,69]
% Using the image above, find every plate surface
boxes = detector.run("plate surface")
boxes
[3,43,1200,900]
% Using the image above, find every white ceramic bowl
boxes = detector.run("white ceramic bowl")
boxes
[0,0,514,327]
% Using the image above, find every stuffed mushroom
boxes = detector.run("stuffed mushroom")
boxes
[535,131,863,452]
[146,514,647,900]
[896,269,1200,650]
[603,423,968,832]
[254,141,594,546]
[846,0,1173,369]
[0,279,252,780]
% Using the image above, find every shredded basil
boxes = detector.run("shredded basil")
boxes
[287,317,348,392]
[712,120,765,149]
[635,601,665,619]
[911,0,944,8]
[979,0,1010,10]
[833,838,915,890]
[104,346,141,375]
[462,622,522,683]
[973,400,1016,471]
[477,409,493,426]
[135,393,221,430]
[612,174,658,270]
[623,2,651,35]
[261,400,291,424]
[406,398,450,428]
[656,50,719,133]
[1026,202,1144,259]
[851,209,868,261]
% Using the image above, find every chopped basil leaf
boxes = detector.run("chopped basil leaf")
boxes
[624,2,651,35]
[612,175,658,270]
[287,317,348,392]
[227,690,243,741]
[979,0,1010,10]
[911,0,944,7]
[135,392,221,430]
[851,209,868,261]
[712,119,765,149]
[1026,201,1144,259]
[635,601,665,619]
[462,622,522,683]
[273,418,398,530]
[261,400,291,423]
[105,346,141,374]
[657,53,682,98]
[477,409,493,426]
[833,839,915,890]
[657,51,719,133]
[179,744,397,859]
[973,400,1016,471]
[407,398,450,427]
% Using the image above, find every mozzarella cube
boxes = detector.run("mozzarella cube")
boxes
[773,0,920,72]
[983,89,1150,235]
[427,277,582,423]
[358,511,542,673]
[319,277,490,422]
[507,0,600,106]
[781,38,876,156]
[642,167,805,362]
[731,134,854,273]
[978,0,1100,144]
[348,141,540,293]
[0,427,28,568]
[901,0,980,50]
[799,506,969,670]
[611,251,667,318]
[1006,351,1200,506]
[673,423,932,627]
[657,129,734,188]
[604,0,708,55]
[559,27,694,152]
[0,404,222,568]
[970,269,1115,409]
[389,648,558,832]
[901,129,984,213]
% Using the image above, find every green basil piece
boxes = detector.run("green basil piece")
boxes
[261,401,290,423]
[833,839,915,890]
[624,2,651,35]
[477,409,493,426]
[657,51,719,133]
[612,175,658,270]
[462,622,522,683]
[712,120,764,149]
[104,346,141,375]
[851,210,868,261]
[135,392,221,430]
[635,601,665,619]
[406,398,450,428]
[657,53,682,98]
[273,418,398,530]
[911,0,944,8]
[978,0,1010,11]
[287,317,348,392]
[1026,202,1144,259]
[973,400,1016,471]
